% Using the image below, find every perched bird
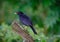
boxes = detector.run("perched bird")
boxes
[16,11,37,34]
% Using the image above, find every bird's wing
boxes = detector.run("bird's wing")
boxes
[20,14,33,26]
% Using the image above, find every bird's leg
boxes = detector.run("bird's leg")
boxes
[20,22,27,30]
[21,25,29,34]
[19,21,25,29]
[19,22,29,33]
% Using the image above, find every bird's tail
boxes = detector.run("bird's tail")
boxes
[30,25,37,34]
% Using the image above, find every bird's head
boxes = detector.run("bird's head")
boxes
[14,11,23,15]
[17,11,23,15]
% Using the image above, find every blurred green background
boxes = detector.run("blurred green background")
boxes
[0,0,60,42]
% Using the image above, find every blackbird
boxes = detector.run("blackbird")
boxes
[16,11,37,34]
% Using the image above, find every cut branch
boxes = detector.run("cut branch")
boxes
[12,21,34,42]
